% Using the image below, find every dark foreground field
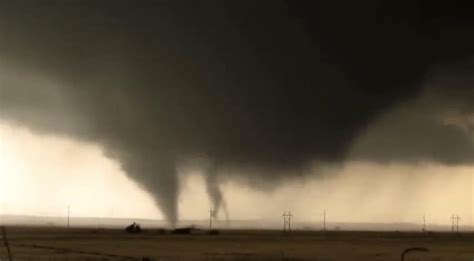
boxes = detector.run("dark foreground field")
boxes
[1,226,474,260]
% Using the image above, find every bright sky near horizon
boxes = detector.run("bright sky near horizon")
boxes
[0,120,472,227]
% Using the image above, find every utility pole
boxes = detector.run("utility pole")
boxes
[289,211,292,231]
[451,214,455,232]
[282,211,292,232]
[209,208,213,230]
[67,205,70,228]
[323,209,326,231]
[422,215,426,232]
[282,212,286,232]
[451,214,461,232]
[456,215,461,232]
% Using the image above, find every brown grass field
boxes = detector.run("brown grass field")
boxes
[1,226,474,260]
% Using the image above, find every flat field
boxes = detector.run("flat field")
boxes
[1,226,474,260]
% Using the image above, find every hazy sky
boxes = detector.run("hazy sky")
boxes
[1,120,472,226]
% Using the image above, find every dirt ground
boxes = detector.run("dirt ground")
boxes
[1,226,474,260]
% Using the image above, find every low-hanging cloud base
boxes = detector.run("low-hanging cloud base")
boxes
[0,1,473,225]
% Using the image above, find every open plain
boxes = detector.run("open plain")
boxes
[1,227,474,260]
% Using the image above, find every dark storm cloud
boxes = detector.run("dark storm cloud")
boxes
[0,1,474,224]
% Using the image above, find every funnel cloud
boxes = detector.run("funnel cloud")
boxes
[0,1,474,225]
